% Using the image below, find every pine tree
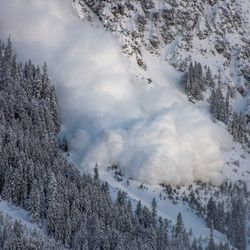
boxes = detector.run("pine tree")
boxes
[151,198,157,227]
[207,229,216,250]
[210,87,226,122]
[157,217,169,250]
[47,172,58,235]
[94,163,100,186]
[230,197,246,250]
[173,212,185,240]
[29,180,42,225]
[135,200,143,223]
[172,212,187,250]
[116,190,127,206]
[206,197,216,228]
[224,90,232,124]
[60,135,68,152]
[204,67,215,88]
[229,112,246,143]
[183,62,204,100]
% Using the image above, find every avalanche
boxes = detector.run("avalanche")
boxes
[0,0,233,185]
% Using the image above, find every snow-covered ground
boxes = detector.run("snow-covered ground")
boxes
[0,0,249,248]
[96,139,250,248]
[223,143,250,187]
[100,168,226,245]
[0,197,40,231]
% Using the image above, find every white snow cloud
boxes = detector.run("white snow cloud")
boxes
[0,0,232,185]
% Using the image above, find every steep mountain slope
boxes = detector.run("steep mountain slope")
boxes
[0,200,65,249]
[71,1,250,249]
[74,0,250,85]
[72,0,250,181]
[73,0,250,134]
[0,0,249,249]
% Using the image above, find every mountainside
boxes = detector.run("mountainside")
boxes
[73,0,250,131]
[71,0,250,186]
[74,0,250,85]
[1,37,234,250]
[0,0,250,249]
[71,0,250,248]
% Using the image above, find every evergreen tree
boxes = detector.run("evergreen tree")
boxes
[206,197,216,228]
[230,197,246,250]
[173,212,185,240]
[210,86,225,122]
[224,90,232,124]
[47,172,58,235]
[229,112,246,143]
[29,180,42,225]
[204,67,215,88]
[151,197,157,227]
[207,229,216,250]
[183,62,204,100]
[135,200,143,223]
[94,163,100,186]
[60,135,68,152]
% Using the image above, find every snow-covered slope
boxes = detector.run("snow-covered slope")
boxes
[0,198,39,231]
[71,1,250,248]
[73,1,250,83]
[73,0,250,119]
[94,139,250,248]
[0,198,64,249]
[72,0,250,183]
[0,0,248,248]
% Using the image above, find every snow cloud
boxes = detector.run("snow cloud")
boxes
[0,0,232,185]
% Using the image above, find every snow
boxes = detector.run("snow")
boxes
[0,198,40,231]
[98,166,227,245]
[0,0,249,247]
[95,138,250,247]
[222,143,250,188]
[72,1,250,245]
